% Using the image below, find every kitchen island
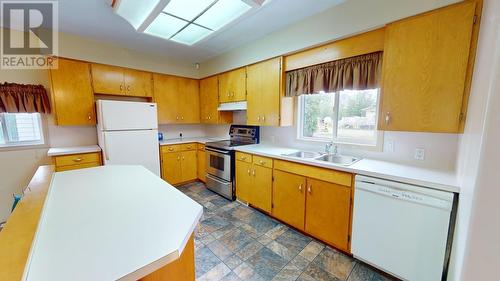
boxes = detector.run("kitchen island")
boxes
[0,165,202,281]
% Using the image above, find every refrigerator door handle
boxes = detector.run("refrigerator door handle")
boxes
[103,133,110,161]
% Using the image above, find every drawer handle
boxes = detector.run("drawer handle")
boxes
[385,112,391,125]
[168,147,174,151]
[259,160,264,165]
[241,156,247,160]
[73,158,83,162]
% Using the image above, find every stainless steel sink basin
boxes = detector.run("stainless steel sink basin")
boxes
[315,154,360,166]
[282,151,323,159]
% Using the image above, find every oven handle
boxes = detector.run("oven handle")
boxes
[206,147,232,155]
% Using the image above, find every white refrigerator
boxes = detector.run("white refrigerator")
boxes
[97,100,161,176]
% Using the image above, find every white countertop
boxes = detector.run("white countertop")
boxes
[47,145,101,157]
[234,144,459,193]
[159,136,227,145]
[23,165,203,281]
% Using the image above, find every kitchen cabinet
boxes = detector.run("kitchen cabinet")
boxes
[49,58,96,125]
[379,1,477,133]
[91,64,152,97]
[272,169,306,230]
[305,178,352,252]
[154,74,200,124]
[160,144,198,185]
[247,57,282,126]
[197,144,206,183]
[235,152,273,213]
[218,67,246,103]
[199,76,232,124]
[53,152,102,172]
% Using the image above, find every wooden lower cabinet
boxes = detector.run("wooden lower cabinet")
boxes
[236,160,252,203]
[305,178,352,252]
[181,150,198,182]
[272,170,306,230]
[53,152,102,172]
[162,153,182,184]
[197,145,206,183]
[235,157,273,213]
[161,144,199,185]
[140,233,195,281]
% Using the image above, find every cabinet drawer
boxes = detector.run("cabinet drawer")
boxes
[197,143,205,151]
[236,152,252,163]
[180,143,196,151]
[253,155,273,168]
[161,144,180,153]
[56,162,101,172]
[274,160,352,187]
[54,152,101,167]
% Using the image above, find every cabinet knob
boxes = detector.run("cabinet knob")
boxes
[181,116,184,120]
[257,116,260,121]
[177,156,180,160]
[247,169,250,175]
[385,112,391,125]
[73,158,83,162]
[168,147,174,151]
[259,160,264,165]
[241,156,247,160]
[88,114,91,120]
[308,186,312,193]
[262,116,265,121]
[176,116,179,120]
[120,84,123,91]
[298,184,302,191]
[227,93,230,97]
[252,169,255,176]
[208,116,211,120]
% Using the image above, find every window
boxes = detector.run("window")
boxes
[298,89,380,146]
[0,113,44,147]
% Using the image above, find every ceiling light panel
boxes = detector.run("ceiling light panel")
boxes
[171,24,213,45]
[195,0,252,31]
[115,0,161,30]
[163,0,216,21]
[144,13,188,40]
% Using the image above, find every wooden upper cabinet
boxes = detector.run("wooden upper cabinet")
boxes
[218,67,246,103]
[200,76,232,124]
[379,1,477,133]
[154,74,199,124]
[247,57,282,126]
[305,178,352,252]
[91,64,125,95]
[124,69,152,97]
[49,58,96,125]
[91,64,152,97]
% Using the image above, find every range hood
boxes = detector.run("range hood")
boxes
[218,101,247,111]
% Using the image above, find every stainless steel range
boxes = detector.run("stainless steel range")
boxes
[205,125,260,200]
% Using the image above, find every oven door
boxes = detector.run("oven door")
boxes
[206,147,232,181]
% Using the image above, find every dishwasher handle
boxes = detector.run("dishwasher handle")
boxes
[356,181,453,211]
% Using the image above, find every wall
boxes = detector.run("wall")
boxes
[199,0,460,76]
[448,0,500,279]
[0,29,200,222]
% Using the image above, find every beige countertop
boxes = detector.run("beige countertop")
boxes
[234,144,459,193]
[47,145,101,157]
[159,136,227,146]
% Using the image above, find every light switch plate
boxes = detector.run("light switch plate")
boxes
[414,148,425,160]
[385,140,395,152]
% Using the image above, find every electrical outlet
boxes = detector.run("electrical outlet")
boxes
[179,132,183,139]
[414,148,425,160]
[385,140,395,152]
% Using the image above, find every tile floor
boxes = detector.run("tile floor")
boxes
[179,182,398,281]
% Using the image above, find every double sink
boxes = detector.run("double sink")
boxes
[282,151,360,166]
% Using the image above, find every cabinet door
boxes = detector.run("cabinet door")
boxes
[272,170,306,230]
[162,153,182,185]
[91,64,125,95]
[219,68,246,102]
[200,76,219,124]
[236,160,252,203]
[247,58,282,126]
[154,74,179,124]
[197,149,206,182]
[124,69,152,97]
[305,178,352,252]
[179,78,200,123]
[181,150,198,182]
[251,165,272,213]
[379,2,476,133]
[49,58,95,125]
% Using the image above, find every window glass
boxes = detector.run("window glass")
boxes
[337,89,379,144]
[301,92,334,140]
[0,113,43,146]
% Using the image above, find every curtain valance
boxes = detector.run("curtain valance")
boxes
[0,82,51,113]
[285,51,383,97]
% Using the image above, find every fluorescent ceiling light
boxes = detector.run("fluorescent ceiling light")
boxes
[163,0,215,21]
[144,13,188,40]
[113,0,263,45]
[195,0,252,30]
[171,24,213,45]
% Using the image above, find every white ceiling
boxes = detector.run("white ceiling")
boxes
[55,0,345,63]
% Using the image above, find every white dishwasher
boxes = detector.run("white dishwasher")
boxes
[352,175,455,281]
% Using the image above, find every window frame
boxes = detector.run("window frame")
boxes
[296,89,383,149]
[0,113,46,149]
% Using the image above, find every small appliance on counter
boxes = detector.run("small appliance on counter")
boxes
[205,125,260,200]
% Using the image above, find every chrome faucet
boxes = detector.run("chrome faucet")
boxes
[325,142,338,155]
